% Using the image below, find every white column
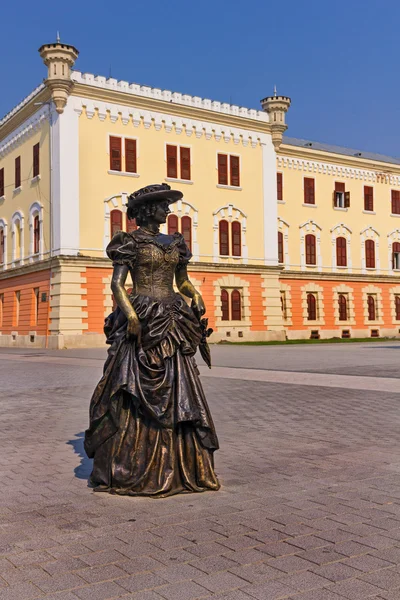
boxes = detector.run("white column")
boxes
[50,101,80,256]
[261,135,279,266]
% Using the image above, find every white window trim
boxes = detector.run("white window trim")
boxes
[360,227,380,273]
[213,203,248,263]
[164,142,193,182]
[216,151,241,189]
[107,134,140,174]
[278,218,290,269]
[0,219,8,270]
[331,223,352,273]
[29,202,44,261]
[299,220,322,271]
[11,211,24,266]
[161,199,199,261]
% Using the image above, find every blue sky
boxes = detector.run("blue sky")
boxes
[2,0,399,156]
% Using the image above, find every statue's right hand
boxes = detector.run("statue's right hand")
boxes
[127,315,141,343]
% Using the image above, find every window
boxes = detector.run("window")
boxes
[0,168,4,197]
[231,221,241,257]
[33,143,40,178]
[109,137,122,171]
[125,139,137,174]
[219,220,229,256]
[277,172,283,201]
[365,239,375,268]
[278,231,284,264]
[181,216,192,252]
[307,293,317,320]
[336,237,347,267]
[231,289,242,321]
[393,242,400,270]
[305,234,316,265]
[126,216,137,233]
[364,186,374,211]
[395,296,400,320]
[15,156,21,189]
[221,290,229,321]
[392,190,400,215]
[33,215,40,255]
[15,290,20,327]
[166,145,191,180]
[367,295,376,321]
[0,294,3,327]
[333,182,350,208]
[304,178,315,205]
[167,214,179,235]
[33,288,40,326]
[338,294,347,321]
[110,210,123,237]
[217,154,240,187]
[0,228,4,264]
[14,222,21,261]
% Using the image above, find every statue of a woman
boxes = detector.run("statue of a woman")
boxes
[84,184,220,497]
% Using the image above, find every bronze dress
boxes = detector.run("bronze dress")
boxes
[84,229,220,497]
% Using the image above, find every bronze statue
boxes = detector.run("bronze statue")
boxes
[84,184,220,497]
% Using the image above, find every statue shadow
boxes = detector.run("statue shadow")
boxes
[67,432,93,480]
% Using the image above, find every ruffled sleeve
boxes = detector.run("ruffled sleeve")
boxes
[106,231,137,268]
[176,233,192,265]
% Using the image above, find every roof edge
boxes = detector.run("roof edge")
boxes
[0,82,46,129]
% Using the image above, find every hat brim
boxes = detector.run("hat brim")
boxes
[130,189,183,207]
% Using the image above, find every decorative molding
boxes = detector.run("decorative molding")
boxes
[0,83,46,128]
[29,202,44,261]
[162,199,200,261]
[332,284,356,326]
[213,274,252,329]
[212,203,248,263]
[331,223,352,273]
[362,284,384,325]
[301,282,325,326]
[11,211,24,267]
[0,219,8,271]
[387,229,400,274]
[103,192,128,254]
[360,227,380,273]
[280,282,293,326]
[0,106,49,159]
[278,217,290,269]
[389,286,400,323]
[299,220,322,271]
[71,71,269,123]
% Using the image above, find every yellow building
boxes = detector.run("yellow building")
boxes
[0,38,399,347]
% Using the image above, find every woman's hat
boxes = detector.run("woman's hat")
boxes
[127,183,183,210]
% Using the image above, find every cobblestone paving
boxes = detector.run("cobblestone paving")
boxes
[1,343,400,599]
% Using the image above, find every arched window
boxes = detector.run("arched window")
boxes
[15,222,21,261]
[33,215,40,255]
[365,240,375,269]
[126,216,137,233]
[231,289,242,321]
[110,210,123,238]
[336,237,347,267]
[305,234,316,265]
[278,231,284,264]
[221,289,229,321]
[396,296,400,320]
[367,295,376,320]
[231,222,241,257]
[167,214,178,235]
[338,294,347,321]
[181,216,192,252]
[219,220,229,256]
[307,293,317,320]
[393,242,400,270]
[0,228,4,265]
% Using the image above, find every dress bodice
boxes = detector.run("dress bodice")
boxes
[106,229,191,299]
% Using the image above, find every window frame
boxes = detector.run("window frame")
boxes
[33,143,40,178]
[166,144,192,181]
[367,294,376,321]
[336,236,347,267]
[15,156,21,189]
[110,209,123,238]
[365,239,376,269]
[303,177,315,205]
[217,153,241,188]
[307,293,317,321]
[278,231,284,264]
[305,234,316,266]
[338,294,348,321]
[392,190,400,215]
[0,168,4,197]
[277,172,283,201]
[364,185,374,212]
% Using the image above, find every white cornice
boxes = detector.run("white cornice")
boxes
[72,96,268,147]
[0,83,46,128]
[71,71,269,124]
[277,155,400,186]
[0,106,49,159]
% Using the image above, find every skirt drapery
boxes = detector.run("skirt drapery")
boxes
[84,293,220,497]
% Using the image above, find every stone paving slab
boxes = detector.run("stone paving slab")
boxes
[1,345,400,598]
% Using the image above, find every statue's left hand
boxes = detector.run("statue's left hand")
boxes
[193,293,206,317]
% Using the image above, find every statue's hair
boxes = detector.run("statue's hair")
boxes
[127,201,158,226]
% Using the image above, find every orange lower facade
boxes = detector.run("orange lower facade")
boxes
[1,258,400,347]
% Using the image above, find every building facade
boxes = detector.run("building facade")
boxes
[0,39,399,347]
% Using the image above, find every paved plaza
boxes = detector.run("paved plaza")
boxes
[2,342,400,599]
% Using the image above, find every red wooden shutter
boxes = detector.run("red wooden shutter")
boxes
[392,242,400,269]
[277,173,283,201]
[218,154,228,185]
[304,178,315,204]
[365,240,375,268]
[110,210,123,237]
[278,231,284,264]
[335,182,345,192]
[395,296,400,320]
[33,216,40,254]
[231,221,241,256]
[231,289,242,321]
[338,294,347,321]
[336,237,347,267]
[126,216,137,233]
[219,220,229,255]
[15,156,21,188]
[364,186,374,211]
[109,137,122,171]
[181,216,192,252]
[221,289,229,321]
[307,293,316,320]
[125,139,137,173]
[0,229,4,264]
[367,295,376,321]
[392,190,400,214]
[180,147,191,180]
[0,168,4,197]
[166,145,178,178]
[305,234,316,265]
[33,143,40,178]
[230,155,240,187]
[344,191,351,208]
[167,214,178,235]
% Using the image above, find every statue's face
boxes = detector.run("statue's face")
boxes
[152,200,171,225]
